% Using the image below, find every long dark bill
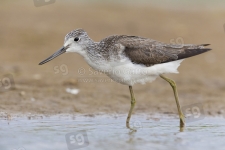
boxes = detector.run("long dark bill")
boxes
[39,47,67,65]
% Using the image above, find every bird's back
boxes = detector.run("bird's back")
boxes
[97,35,211,67]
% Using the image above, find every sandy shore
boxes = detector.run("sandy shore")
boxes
[0,1,224,117]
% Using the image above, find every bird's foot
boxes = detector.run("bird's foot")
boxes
[179,114,185,131]
[126,122,137,132]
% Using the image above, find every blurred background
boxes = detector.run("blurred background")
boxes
[0,0,225,116]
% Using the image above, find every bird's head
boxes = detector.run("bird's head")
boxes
[39,28,91,65]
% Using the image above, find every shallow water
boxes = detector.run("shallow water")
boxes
[1,114,225,150]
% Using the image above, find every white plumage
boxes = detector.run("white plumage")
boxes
[108,59,184,85]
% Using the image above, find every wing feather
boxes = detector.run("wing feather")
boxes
[115,36,211,66]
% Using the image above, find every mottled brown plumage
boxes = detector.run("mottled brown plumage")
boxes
[98,35,211,67]
[40,29,211,67]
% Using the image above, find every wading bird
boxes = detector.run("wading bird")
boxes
[39,29,211,130]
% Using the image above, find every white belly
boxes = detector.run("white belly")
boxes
[85,55,184,86]
[105,59,184,86]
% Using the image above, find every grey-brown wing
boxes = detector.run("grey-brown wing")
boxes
[117,36,211,66]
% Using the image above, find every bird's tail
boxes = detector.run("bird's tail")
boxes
[177,44,211,60]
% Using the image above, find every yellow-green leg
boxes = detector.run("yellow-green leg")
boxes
[160,75,185,129]
[126,86,136,130]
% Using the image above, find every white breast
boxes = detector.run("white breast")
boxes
[82,50,184,86]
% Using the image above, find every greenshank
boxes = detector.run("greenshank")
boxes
[39,29,211,130]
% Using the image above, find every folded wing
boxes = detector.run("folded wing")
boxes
[116,36,211,66]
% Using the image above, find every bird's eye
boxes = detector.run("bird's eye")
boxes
[74,37,79,42]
